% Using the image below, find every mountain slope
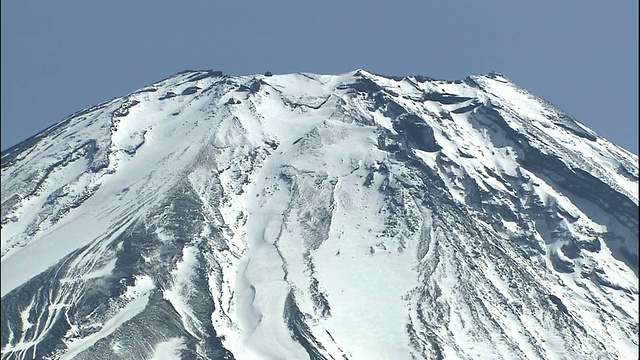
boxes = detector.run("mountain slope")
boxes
[1,69,638,360]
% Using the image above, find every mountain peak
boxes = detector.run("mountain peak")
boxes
[1,69,637,359]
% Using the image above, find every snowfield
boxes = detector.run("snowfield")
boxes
[1,69,638,359]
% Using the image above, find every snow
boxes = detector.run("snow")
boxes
[1,69,637,360]
[60,275,155,360]
[163,245,202,335]
[151,337,187,360]
[0,210,136,296]
[80,258,118,281]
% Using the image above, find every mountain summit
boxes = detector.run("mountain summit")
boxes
[1,69,638,359]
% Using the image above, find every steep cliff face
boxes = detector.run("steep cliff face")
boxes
[1,69,638,360]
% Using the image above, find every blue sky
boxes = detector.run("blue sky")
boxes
[2,1,638,153]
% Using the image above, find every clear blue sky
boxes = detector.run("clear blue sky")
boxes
[2,1,638,153]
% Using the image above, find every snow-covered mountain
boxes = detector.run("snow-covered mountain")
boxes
[1,69,638,360]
